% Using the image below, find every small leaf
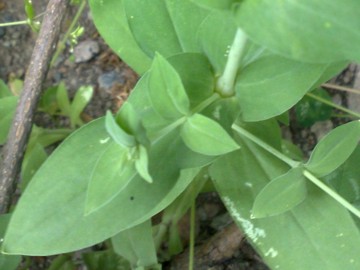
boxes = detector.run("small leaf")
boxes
[148,53,190,120]
[24,0,35,20]
[181,114,240,156]
[135,145,153,183]
[70,85,93,127]
[105,111,136,148]
[0,96,18,144]
[56,82,71,116]
[252,167,307,218]
[85,142,136,215]
[112,220,158,268]
[305,120,360,177]
[116,102,149,146]
[295,88,333,127]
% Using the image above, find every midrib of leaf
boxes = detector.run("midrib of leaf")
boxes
[163,1,185,52]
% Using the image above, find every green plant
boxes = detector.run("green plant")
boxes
[2,1,360,269]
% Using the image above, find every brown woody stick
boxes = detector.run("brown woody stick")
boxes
[0,0,70,213]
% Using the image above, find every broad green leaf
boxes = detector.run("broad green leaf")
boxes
[105,111,136,148]
[281,140,304,162]
[70,85,93,127]
[0,215,20,270]
[123,0,182,58]
[311,61,348,89]
[148,53,190,120]
[56,82,71,116]
[0,96,18,144]
[167,53,215,107]
[112,220,158,268]
[3,119,201,255]
[0,80,12,98]
[235,0,360,63]
[236,55,326,121]
[135,145,153,183]
[295,88,333,128]
[191,0,238,10]
[124,0,209,58]
[21,143,48,191]
[210,121,360,270]
[325,146,360,205]
[181,113,239,156]
[85,142,136,215]
[88,0,152,74]
[305,120,360,177]
[252,167,307,218]
[198,11,268,75]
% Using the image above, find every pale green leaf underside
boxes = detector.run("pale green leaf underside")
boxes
[85,142,136,215]
[3,119,200,255]
[252,167,307,218]
[181,113,239,156]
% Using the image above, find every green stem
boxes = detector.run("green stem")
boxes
[232,124,301,168]
[188,190,196,270]
[191,93,220,114]
[306,92,360,119]
[151,117,187,143]
[303,170,360,218]
[0,20,29,27]
[50,0,87,66]
[233,123,360,219]
[216,28,247,97]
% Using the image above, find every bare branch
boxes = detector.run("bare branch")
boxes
[0,0,70,214]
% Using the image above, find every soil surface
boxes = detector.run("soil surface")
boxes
[1,1,360,270]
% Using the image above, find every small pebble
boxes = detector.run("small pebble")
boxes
[73,40,100,63]
[98,70,126,90]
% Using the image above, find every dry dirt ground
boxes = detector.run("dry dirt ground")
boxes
[1,1,360,270]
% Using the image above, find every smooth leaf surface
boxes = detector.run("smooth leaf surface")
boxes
[306,120,360,177]
[210,121,360,270]
[70,85,93,127]
[0,96,18,144]
[105,111,136,148]
[3,119,201,255]
[235,0,360,63]
[85,142,136,215]
[181,113,239,156]
[148,53,190,120]
[82,250,130,270]
[112,220,158,268]
[252,167,307,218]
[0,215,21,270]
[191,0,238,10]
[88,0,152,74]
[167,53,214,107]
[236,55,327,121]
[56,82,71,116]
[135,145,153,183]
[325,146,360,205]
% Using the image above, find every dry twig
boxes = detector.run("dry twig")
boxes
[0,0,70,213]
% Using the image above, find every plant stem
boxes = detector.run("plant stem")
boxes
[303,170,360,218]
[233,123,360,219]
[151,117,187,143]
[232,124,301,168]
[191,93,220,114]
[0,20,29,27]
[188,189,196,270]
[50,0,86,67]
[322,83,360,95]
[306,92,360,118]
[216,28,247,97]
